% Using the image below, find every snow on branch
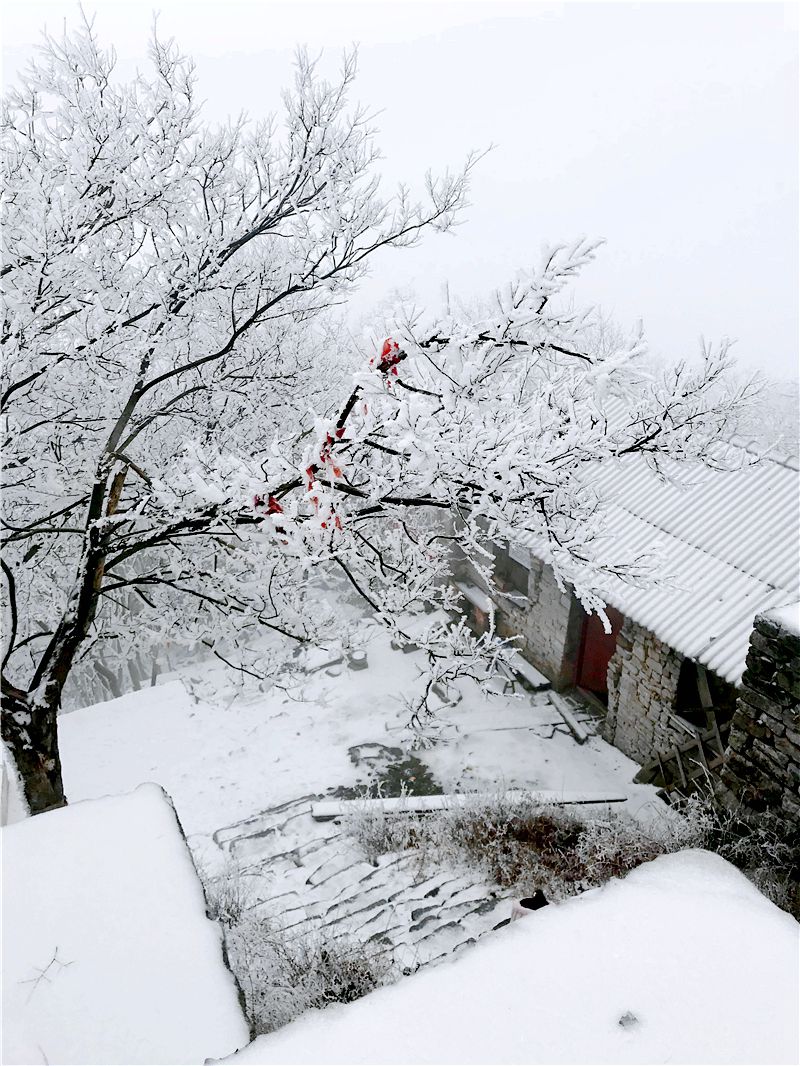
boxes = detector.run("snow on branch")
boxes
[0,19,757,787]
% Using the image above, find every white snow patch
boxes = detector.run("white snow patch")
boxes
[220,851,799,1066]
[768,601,800,637]
[2,784,250,1065]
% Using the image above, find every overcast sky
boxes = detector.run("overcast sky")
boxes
[3,1,798,379]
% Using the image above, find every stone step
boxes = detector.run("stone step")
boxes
[308,860,377,897]
[413,920,466,963]
[386,873,463,903]
[354,904,396,937]
[239,852,307,882]
[247,888,303,914]
[324,881,399,924]
[330,894,391,928]
[304,847,364,887]
[239,833,341,872]
[425,936,479,968]
[352,853,411,885]
[410,894,498,934]
[445,884,497,910]
[366,925,406,948]
[213,795,319,848]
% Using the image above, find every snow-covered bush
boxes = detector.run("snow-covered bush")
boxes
[200,861,254,928]
[671,793,799,915]
[341,791,427,865]
[343,791,799,914]
[226,915,395,1035]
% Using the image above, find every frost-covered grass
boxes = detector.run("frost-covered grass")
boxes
[198,858,396,1036]
[682,796,799,915]
[224,913,396,1036]
[201,861,255,928]
[344,790,800,913]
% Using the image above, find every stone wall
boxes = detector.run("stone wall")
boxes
[604,619,684,763]
[720,609,800,823]
[458,556,582,690]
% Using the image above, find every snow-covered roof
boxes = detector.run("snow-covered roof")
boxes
[219,851,799,1065]
[2,784,250,1065]
[525,444,800,685]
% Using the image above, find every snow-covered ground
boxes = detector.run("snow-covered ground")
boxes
[220,850,800,1066]
[57,624,659,875]
[6,621,799,1065]
[2,784,250,1066]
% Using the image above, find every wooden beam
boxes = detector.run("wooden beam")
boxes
[696,663,716,730]
[507,651,550,691]
[696,664,714,708]
[550,692,590,744]
[656,752,670,789]
[712,718,726,759]
[695,736,710,773]
[311,789,628,821]
[672,746,688,789]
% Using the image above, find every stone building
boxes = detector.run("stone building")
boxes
[455,443,800,806]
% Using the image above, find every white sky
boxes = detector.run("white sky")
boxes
[2,1,798,378]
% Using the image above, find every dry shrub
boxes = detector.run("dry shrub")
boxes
[342,794,425,865]
[227,917,395,1035]
[344,792,590,895]
[575,815,670,882]
[444,798,585,888]
[199,860,253,927]
[343,789,800,916]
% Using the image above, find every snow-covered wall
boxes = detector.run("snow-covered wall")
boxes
[2,784,250,1065]
[721,608,800,823]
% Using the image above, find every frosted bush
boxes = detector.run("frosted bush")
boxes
[227,916,395,1035]
[343,789,798,915]
[198,861,254,928]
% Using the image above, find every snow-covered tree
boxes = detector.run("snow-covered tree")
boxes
[1,20,754,814]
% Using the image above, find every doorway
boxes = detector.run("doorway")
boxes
[575,606,624,702]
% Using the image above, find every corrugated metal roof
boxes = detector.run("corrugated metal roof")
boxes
[520,447,800,685]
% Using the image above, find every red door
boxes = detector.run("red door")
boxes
[575,607,624,697]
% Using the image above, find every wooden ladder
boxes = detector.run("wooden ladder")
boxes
[634,720,728,797]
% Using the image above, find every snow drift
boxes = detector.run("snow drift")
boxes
[221,850,799,1065]
[2,783,250,1065]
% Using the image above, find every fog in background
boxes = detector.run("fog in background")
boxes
[3,1,798,380]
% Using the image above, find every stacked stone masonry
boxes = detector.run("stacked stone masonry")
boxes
[457,549,800,831]
[720,611,800,823]
[603,620,684,763]
[459,558,580,690]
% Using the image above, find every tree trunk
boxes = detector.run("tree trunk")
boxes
[2,448,127,816]
[1,685,66,815]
